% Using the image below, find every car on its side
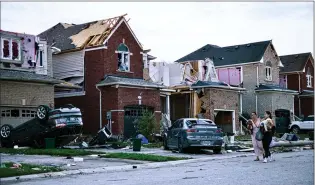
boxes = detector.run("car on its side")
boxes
[162,118,224,154]
[0,104,83,148]
[289,115,314,134]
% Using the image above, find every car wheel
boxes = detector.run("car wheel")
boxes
[213,147,222,154]
[178,138,185,153]
[291,126,300,134]
[163,137,169,150]
[0,124,13,139]
[36,105,50,120]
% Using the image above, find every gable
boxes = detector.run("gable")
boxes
[37,15,125,52]
[279,52,311,73]
[175,40,271,67]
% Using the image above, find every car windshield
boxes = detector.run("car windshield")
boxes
[186,120,216,128]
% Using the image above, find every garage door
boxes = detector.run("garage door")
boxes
[0,107,36,128]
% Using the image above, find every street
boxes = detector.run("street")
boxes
[4,150,313,185]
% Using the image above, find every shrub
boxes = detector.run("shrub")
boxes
[135,109,158,142]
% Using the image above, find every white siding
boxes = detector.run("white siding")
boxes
[52,51,84,80]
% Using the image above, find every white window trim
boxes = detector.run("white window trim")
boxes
[306,74,312,88]
[116,48,132,72]
[265,66,272,81]
[1,37,21,61]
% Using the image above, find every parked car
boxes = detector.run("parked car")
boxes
[289,115,314,134]
[162,118,224,154]
[0,104,83,148]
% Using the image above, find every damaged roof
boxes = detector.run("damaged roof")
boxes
[175,40,272,66]
[279,52,312,73]
[38,14,126,52]
[96,75,165,88]
[191,81,245,91]
[0,69,63,84]
[255,84,298,94]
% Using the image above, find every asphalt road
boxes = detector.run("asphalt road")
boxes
[4,150,314,185]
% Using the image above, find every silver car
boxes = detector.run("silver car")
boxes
[163,118,224,153]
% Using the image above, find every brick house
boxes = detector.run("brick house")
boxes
[38,14,163,136]
[175,40,298,123]
[279,52,314,117]
[0,30,61,128]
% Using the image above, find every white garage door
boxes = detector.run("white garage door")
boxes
[0,107,37,128]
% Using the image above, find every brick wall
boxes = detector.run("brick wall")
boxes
[202,88,240,131]
[242,64,257,114]
[0,81,54,107]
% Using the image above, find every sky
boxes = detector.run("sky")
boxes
[1,2,313,62]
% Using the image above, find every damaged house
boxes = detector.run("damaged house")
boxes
[0,29,61,127]
[38,14,164,136]
[174,40,299,129]
[279,52,314,117]
[147,58,245,142]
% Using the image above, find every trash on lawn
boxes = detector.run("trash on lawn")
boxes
[73,157,84,162]
[11,163,22,169]
[89,126,112,146]
[136,134,149,144]
[31,168,41,171]
[80,141,89,148]
[90,154,99,158]
[13,145,19,149]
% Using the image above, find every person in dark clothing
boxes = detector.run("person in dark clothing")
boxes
[260,111,275,163]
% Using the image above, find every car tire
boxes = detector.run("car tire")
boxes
[178,138,185,153]
[213,147,222,154]
[163,136,169,150]
[0,124,13,139]
[36,105,50,120]
[291,126,300,134]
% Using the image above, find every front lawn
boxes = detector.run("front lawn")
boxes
[0,162,61,178]
[0,148,105,156]
[100,153,189,162]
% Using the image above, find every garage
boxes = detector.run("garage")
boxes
[0,107,37,128]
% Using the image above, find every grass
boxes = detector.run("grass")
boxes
[0,148,105,157]
[0,162,61,178]
[100,153,189,162]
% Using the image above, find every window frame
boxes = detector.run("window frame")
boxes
[265,66,272,81]
[116,43,131,72]
[1,37,21,62]
[306,74,312,88]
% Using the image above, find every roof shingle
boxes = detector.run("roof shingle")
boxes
[96,75,165,88]
[279,52,311,73]
[175,40,271,66]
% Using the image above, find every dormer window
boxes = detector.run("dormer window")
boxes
[306,67,312,88]
[1,38,21,61]
[116,43,130,72]
[265,61,272,81]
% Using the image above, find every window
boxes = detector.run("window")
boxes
[1,38,21,61]
[117,43,130,72]
[306,67,312,88]
[304,116,314,121]
[21,109,36,118]
[265,61,272,81]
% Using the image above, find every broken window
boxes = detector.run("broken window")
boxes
[1,38,21,61]
[117,43,130,72]
[265,61,272,81]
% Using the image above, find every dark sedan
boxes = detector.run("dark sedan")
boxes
[163,118,224,154]
[0,104,83,148]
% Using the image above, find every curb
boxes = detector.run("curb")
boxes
[1,153,254,184]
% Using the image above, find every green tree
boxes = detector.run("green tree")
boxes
[136,109,157,142]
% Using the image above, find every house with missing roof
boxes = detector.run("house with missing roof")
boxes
[174,40,299,130]
[279,52,314,117]
[147,58,245,141]
[0,29,61,128]
[38,14,164,136]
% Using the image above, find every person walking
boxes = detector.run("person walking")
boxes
[261,111,275,163]
[248,112,264,161]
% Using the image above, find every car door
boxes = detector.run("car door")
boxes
[167,120,178,148]
[304,116,314,130]
[173,119,184,148]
